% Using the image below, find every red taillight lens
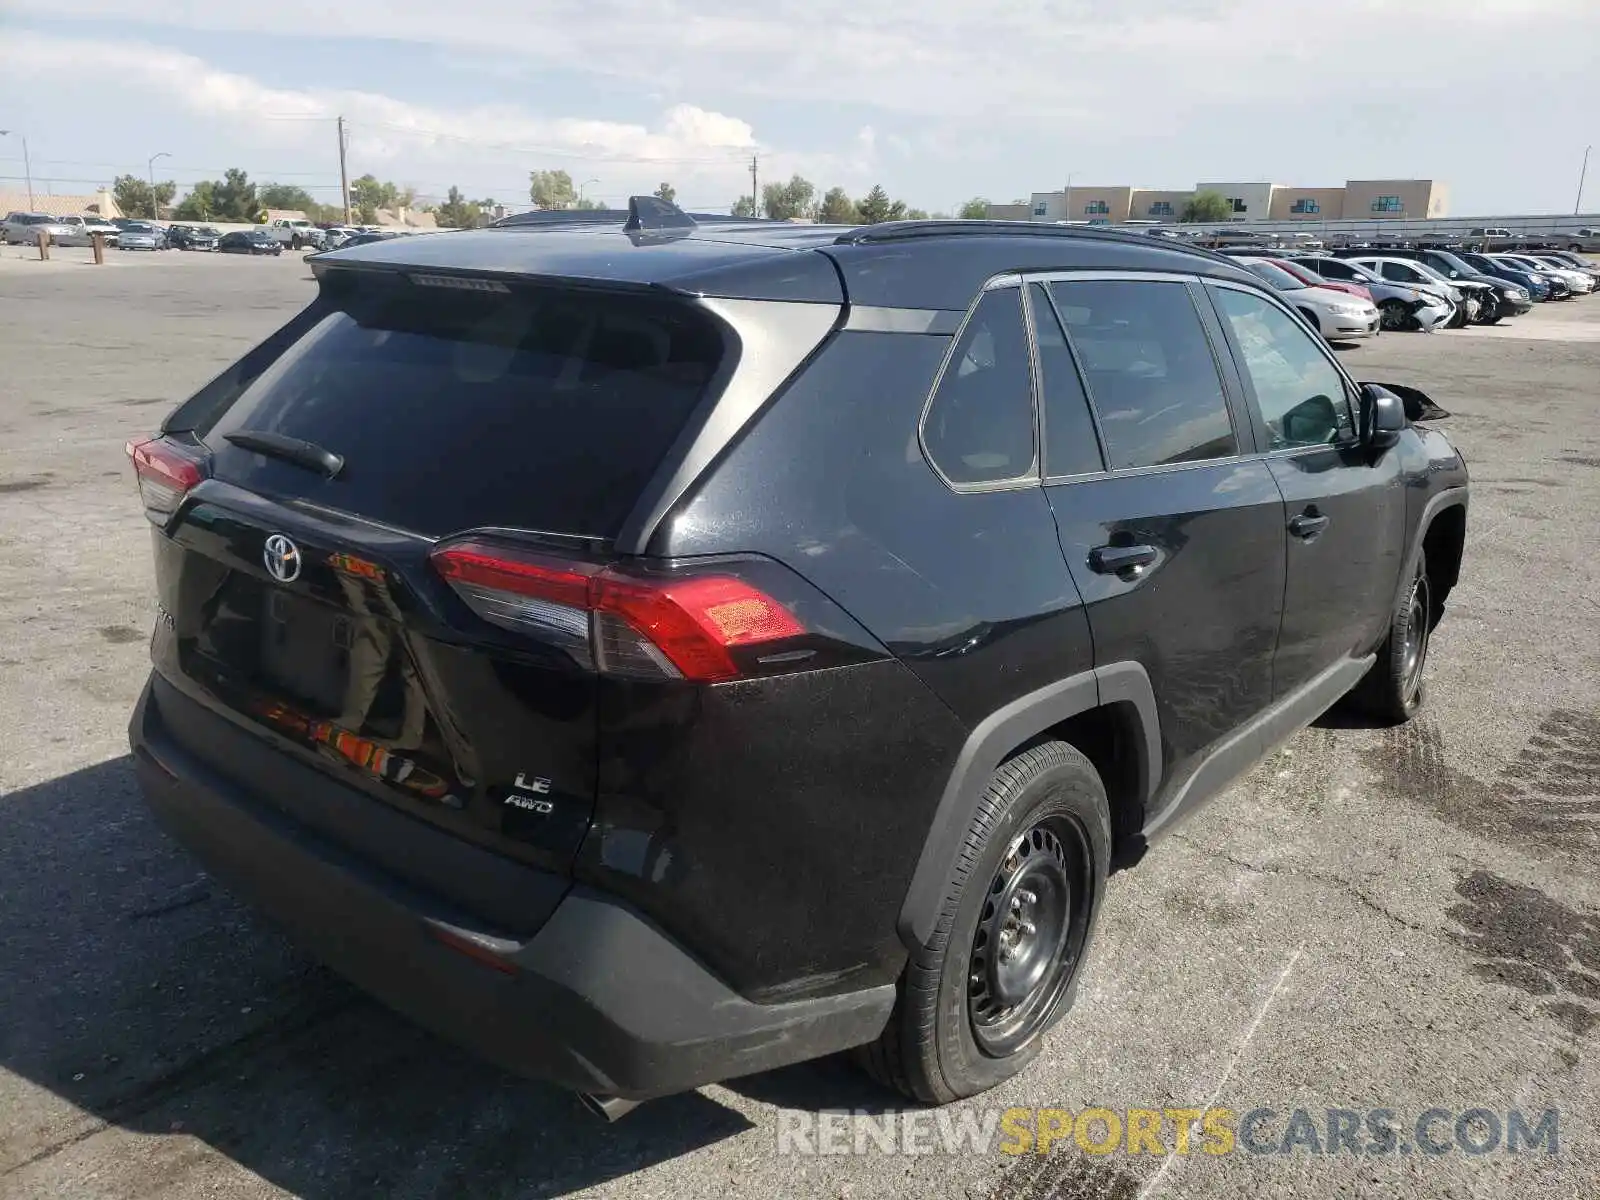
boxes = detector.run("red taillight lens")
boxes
[430,541,807,682]
[125,435,207,524]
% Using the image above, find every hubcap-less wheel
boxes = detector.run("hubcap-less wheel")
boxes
[969,816,1088,1057]
[1400,569,1431,706]
[1379,300,1409,331]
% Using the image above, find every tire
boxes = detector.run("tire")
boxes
[1355,549,1431,725]
[857,741,1111,1104]
[1297,307,1324,338]
[1475,294,1501,325]
[291,235,302,250]
[1378,299,1411,331]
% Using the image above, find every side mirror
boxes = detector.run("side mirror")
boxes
[1359,384,1406,454]
[1362,380,1451,423]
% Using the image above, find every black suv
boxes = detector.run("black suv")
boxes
[127,201,1469,1112]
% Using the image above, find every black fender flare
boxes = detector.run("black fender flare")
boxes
[1392,486,1468,615]
[896,662,1162,955]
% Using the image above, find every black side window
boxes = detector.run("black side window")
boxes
[1318,260,1353,280]
[1048,279,1237,470]
[923,288,1037,485]
[1212,286,1356,449]
[1028,283,1105,476]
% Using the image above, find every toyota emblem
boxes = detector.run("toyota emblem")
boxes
[263,533,302,583]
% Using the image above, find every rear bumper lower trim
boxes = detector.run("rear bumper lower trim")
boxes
[130,676,893,1098]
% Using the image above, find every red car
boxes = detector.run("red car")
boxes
[1268,258,1372,302]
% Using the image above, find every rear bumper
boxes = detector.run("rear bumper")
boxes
[129,676,892,1099]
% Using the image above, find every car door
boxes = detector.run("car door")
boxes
[1026,275,1286,821]
[1204,281,1405,699]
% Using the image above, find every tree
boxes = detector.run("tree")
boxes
[350,173,402,224]
[433,185,487,229]
[259,183,318,213]
[761,174,815,221]
[653,182,677,205]
[172,182,217,222]
[818,186,858,225]
[856,185,906,224]
[958,197,990,220]
[731,195,758,217]
[529,169,578,210]
[1180,189,1234,224]
[905,208,929,221]
[111,174,176,220]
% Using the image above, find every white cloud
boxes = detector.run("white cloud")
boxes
[9,0,1597,124]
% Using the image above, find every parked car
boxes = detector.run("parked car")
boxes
[1232,257,1381,340]
[1347,256,1501,326]
[1454,251,1558,301]
[332,231,398,249]
[1372,249,1534,318]
[267,218,326,250]
[1560,229,1600,253]
[318,226,361,250]
[1519,254,1597,294]
[51,214,122,247]
[1260,257,1372,302]
[1533,250,1600,283]
[2,212,75,245]
[217,230,284,256]
[1297,255,1454,331]
[167,224,221,251]
[115,221,168,251]
[125,204,1470,1112]
[1490,254,1589,297]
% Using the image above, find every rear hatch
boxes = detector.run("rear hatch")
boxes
[136,269,729,893]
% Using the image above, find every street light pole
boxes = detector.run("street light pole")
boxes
[0,130,33,209]
[579,177,599,207]
[1577,145,1593,216]
[1063,173,1074,222]
[147,152,171,219]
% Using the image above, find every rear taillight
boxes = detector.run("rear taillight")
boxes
[431,540,807,683]
[125,436,208,524]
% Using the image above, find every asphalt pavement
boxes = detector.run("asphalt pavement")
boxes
[1,249,1596,1199]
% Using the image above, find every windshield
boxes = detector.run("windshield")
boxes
[1244,261,1305,291]
[1427,252,1472,275]
[1405,261,1450,283]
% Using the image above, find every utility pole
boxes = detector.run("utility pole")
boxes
[1577,145,1593,216]
[0,130,32,209]
[147,152,170,218]
[1063,173,1075,222]
[750,154,758,217]
[337,116,352,224]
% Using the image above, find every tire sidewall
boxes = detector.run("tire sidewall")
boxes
[931,754,1111,1096]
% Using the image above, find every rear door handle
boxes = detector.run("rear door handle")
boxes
[1289,513,1331,539]
[1088,544,1158,576]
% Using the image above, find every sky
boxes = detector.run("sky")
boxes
[1,0,1597,218]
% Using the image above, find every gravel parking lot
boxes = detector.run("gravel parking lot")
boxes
[1,248,1597,1200]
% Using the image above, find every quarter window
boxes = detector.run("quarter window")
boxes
[923,288,1037,485]
[1212,288,1355,449]
[1048,280,1237,470]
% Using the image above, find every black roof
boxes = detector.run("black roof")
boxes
[316,197,1258,310]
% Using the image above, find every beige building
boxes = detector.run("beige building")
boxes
[1028,186,1132,224]
[1269,187,1346,221]
[1001,179,1449,225]
[1342,179,1449,220]
[1129,189,1195,222]
[0,188,121,218]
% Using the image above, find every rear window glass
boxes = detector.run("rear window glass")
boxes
[202,283,724,538]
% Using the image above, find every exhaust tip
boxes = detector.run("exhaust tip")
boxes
[579,1093,640,1123]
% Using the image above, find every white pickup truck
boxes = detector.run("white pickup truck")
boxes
[265,218,326,250]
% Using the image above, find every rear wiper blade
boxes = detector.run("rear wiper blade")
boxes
[224,430,345,479]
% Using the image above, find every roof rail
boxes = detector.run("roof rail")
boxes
[833,219,1239,263]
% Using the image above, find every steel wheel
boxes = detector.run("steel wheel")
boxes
[969,815,1089,1057]
[1400,568,1431,707]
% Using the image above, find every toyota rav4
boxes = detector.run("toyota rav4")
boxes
[127,200,1468,1114]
